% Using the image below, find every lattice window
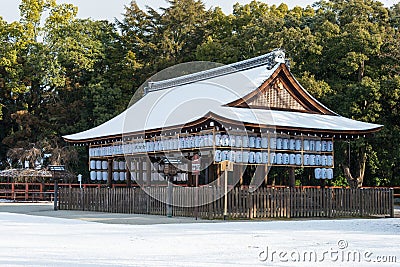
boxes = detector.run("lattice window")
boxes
[248,79,306,110]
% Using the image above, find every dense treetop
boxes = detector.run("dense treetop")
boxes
[0,0,399,186]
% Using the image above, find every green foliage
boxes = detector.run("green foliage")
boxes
[1,0,400,186]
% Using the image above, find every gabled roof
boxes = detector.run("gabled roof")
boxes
[63,50,382,143]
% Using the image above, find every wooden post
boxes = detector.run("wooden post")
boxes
[126,165,132,187]
[107,159,113,188]
[205,158,209,185]
[146,157,151,186]
[188,159,193,186]
[138,159,143,185]
[289,167,295,188]
[390,188,394,218]
[264,165,269,185]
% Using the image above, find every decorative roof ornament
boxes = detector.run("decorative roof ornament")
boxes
[145,49,288,94]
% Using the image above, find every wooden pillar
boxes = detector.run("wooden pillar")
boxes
[188,159,193,186]
[289,167,295,188]
[216,163,221,186]
[146,157,151,186]
[126,157,132,188]
[107,158,113,188]
[233,164,240,187]
[138,159,143,185]
[264,165,269,186]
[204,158,209,185]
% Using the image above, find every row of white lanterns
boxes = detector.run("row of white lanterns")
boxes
[315,168,334,179]
[90,160,127,170]
[89,171,188,182]
[89,135,334,157]
[214,150,334,166]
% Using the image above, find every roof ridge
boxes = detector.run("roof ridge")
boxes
[145,49,287,95]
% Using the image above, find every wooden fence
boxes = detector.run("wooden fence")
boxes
[58,186,394,219]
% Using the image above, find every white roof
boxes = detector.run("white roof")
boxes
[209,107,381,133]
[63,51,382,142]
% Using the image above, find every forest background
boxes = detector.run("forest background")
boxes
[1,0,400,186]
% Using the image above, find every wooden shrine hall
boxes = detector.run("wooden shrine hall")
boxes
[63,49,382,188]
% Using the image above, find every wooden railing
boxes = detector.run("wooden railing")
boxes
[0,183,108,201]
[58,186,394,218]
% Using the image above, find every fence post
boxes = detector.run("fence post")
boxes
[327,188,332,218]
[390,188,395,218]
[285,187,290,218]
[360,188,364,217]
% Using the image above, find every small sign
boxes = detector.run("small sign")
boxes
[192,154,201,175]
[220,160,234,172]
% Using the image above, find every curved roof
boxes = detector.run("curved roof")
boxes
[63,50,382,143]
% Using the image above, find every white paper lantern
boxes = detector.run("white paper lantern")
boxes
[276,153,283,164]
[221,150,228,161]
[315,141,322,151]
[270,137,277,149]
[113,161,119,170]
[262,152,269,164]
[90,160,96,170]
[283,139,289,150]
[119,172,126,181]
[96,171,102,181]
[289,139,296,150]
[321,168,327,179]
[327,168,334,179]
[304,140,310,151]
[236,151,243,163]
[295,154,302,165]
[242,136,249,148]
[283,153,290,165]
[249,152,256,163]
[261,137,268,149]
[190,136,195,148]
[315,168,321,179]
[102,172,108,181]
[327,155,334,166]
[228,151,236,162]
[214,150,222,162]
[215,134,221,146]
[321,155,328,166]
[276,138,283,150]
[295,139,302,151]
[95,160,101,170]
[235,135,243,148]
[249,136,256,148]
[309,140,315,151]
[309,155,316,166]
[90,171,97,181]
[255,152,262,164]
[270,153,276,164]
[255,137,262,148]
[229,135,236,147]
[222,135,229,146]
[113,172,119,181]
[322,141,327,152]
[315,155,321,166]
[303,154,310,166]
[289,154,296,165]
[243,151,250,163]
[119,161,126,170]
[101,160,108,170]
[327,141,333,152]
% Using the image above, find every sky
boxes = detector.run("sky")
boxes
[1,0,399,23]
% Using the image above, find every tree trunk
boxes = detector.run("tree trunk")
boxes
[342,146,366,189]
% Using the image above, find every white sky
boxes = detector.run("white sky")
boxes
[1,0,399,23]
